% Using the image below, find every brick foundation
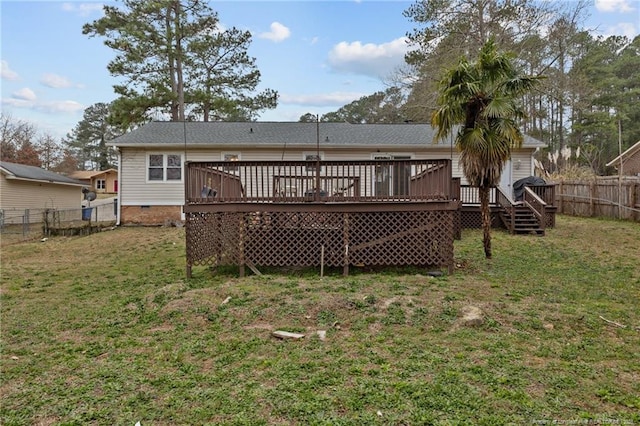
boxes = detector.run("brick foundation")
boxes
[121,205,182,225]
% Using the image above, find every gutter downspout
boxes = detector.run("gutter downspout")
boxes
[116,147,122,226]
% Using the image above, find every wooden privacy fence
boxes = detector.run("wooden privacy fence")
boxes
[555,177,640,221]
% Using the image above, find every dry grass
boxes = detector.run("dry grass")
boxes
[1,216,639,425]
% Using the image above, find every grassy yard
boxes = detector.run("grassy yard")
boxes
[1,216,638,425]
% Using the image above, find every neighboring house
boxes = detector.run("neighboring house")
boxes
[69,169,119,193]
[606,140,640,176]
[0,161,85,224]
[108,121,545,225]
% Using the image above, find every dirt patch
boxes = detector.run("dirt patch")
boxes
[33,417,61,426]
[243,322,273,331]
[160,287,223,314]
[149,324,175,333]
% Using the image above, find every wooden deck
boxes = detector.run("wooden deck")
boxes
[184,159,460,276]
[183,160,557,277]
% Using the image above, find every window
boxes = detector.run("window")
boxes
[304,152,323,173]
[373,154,411,196]
[222,153,240,172]
[223,153,240,162]
[96,179,106,190]
[166,154,182,180]
[147,154,182,182]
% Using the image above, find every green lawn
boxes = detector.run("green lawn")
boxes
[1,216,638,425]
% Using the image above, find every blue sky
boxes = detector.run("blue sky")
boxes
[1,0,639,140]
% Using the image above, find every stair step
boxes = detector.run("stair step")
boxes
[500,205,545,236]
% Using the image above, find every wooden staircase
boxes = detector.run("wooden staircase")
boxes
[496,186,547,236]
[500,204,545,235]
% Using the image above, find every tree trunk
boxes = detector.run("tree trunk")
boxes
[479,185,492,259]
[174,1,185,121]
[203,83,211,122]
[477,1,486,45]
[166,6,179,121]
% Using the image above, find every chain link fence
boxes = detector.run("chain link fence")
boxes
[1,200,117,244]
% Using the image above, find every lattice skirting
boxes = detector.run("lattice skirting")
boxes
[186,210,455,275]
[544,207,557,228]
[459,209,557,231]
[459,209,504,230]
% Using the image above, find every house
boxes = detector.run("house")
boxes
[68,169,118,194]
[0,161,85,224]
[108,121,546,225]
[606,140,640,176]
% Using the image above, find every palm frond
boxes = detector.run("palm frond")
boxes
[491,118,524,149]
[481,96,514,119]
[499,76,545,96]
[431,104,464,142]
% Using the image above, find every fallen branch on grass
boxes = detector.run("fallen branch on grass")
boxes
[599,315,626,329]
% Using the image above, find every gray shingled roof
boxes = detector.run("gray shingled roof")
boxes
[0,161,85,186]
[108,121,545,149]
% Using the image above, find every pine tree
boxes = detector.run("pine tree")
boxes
[83,0,277,127]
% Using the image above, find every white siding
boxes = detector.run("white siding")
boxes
[511,150,535,182]
[445,149,535,186]
[119,146,535,205]
[121,149,185,206]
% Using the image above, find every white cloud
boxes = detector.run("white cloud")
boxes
[37,100,85,114]
[602,22,639,38]
[1,60,19,80]
[40,73,78,89]
[2,98,32,109]
[280,92,367,107]
[259,22,291,43]
[327,37,413,78]
[594,0,636,12]
[1,97,84,115]
[12,88,37,101]
[61,2,104,17]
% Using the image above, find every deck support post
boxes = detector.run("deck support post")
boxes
[238,214,246,278]
[343,213,350,276]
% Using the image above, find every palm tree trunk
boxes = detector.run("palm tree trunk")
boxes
[479,185,492,259]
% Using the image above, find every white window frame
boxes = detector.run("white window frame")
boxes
[221,152,241,162]
[146,153,183,183]
[371,153,414,160]
[221,152,241,172]
[95,179,106,190]
[371,153,413,196]
[303,151,324,173]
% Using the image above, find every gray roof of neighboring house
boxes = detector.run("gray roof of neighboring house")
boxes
[0,161,85,186]
[108,121,546,149]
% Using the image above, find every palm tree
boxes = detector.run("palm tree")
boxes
[432,39,542,259]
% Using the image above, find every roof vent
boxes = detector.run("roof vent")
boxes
[249,127,253,133]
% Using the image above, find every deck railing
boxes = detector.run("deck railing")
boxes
[523,187,547,232]
[527,184,556,206]
[496,186,517,231]
[185,159,454,204]
[460,185,498,205]
[459,184,556,207]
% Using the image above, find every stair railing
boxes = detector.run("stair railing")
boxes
[495,186,517,233]
[523,187,547,232]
